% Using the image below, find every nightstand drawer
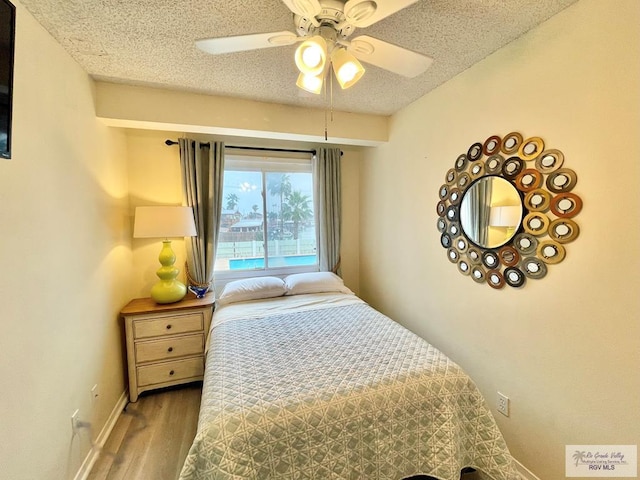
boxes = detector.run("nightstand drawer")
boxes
[133,313,204,339]
[137,358,204,387]
[136,334,205,363]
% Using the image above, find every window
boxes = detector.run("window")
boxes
[215,152,318,278]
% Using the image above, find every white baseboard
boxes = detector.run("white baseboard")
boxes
[514,457,541,480]
[73,390,128,480]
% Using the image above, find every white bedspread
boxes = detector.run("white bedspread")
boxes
[181,294,518,480]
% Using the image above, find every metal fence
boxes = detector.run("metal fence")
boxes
[216,239,317,259]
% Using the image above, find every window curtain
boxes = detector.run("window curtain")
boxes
[179,139,225,293]
[313,147,341,274]
[462,186,480,241]
[478,180,493,247]
[462,179,492,246]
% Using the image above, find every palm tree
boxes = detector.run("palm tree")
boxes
[225,193,239,211]
[267,174,291,230]
[572,451,587,467]
[282,190,312,240]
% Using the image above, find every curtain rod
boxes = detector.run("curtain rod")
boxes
[164,139,342,156]
[166,139,321,156]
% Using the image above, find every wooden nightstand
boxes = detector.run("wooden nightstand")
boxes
[121,293,214,402]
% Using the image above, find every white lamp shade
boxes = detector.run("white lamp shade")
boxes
[133,206,197,238]
[489,205,522,228]
[331,48,365,89]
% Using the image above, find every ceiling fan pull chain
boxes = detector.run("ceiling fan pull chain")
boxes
[324,74,328,141]
[330,70,334,123]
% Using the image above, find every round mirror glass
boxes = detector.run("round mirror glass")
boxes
[460,176,523,249]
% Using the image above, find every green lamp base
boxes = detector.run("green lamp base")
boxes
[151,240,187,304]
[151,280,187,304]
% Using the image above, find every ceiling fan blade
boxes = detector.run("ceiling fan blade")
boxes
[281,0,322,18]
[348,35,433,78]
[196,31,298,55]
[344,0,418,28]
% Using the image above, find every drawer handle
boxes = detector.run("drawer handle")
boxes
[167,347,174,353]
[166,324,172,330]
[169,370,175,376]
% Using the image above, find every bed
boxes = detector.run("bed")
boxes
[179,273,519,480]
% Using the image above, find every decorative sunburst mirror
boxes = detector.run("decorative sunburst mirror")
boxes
[436,132,582,289]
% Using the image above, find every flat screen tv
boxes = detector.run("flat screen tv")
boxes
[0,0,15,159]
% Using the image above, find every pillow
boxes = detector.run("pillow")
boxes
[217,276,286,306]
[284,272,353,296]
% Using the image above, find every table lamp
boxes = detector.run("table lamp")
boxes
[133,206,197,304]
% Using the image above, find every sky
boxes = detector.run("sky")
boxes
[222,171,314,217]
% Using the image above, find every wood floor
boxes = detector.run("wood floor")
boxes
[88,383,202,480]
[88,383,476,480]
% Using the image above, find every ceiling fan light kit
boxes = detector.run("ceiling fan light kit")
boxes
[294,40,365,93]
[196,0,432,97]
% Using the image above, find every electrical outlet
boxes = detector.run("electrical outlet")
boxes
[91,384,99,405]
[71,409,80,433]
[497,392,510,417]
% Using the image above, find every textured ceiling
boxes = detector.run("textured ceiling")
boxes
[20,0,578,116]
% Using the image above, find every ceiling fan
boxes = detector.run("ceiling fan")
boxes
[196,0,433,95]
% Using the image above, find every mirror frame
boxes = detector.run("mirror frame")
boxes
[436,132,582,289]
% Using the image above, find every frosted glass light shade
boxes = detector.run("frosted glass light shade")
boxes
[296,72,324,94]
[295,36,328,76]
[133,206,197,239]
[331,48,365,89]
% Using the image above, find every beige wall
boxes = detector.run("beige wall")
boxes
[358,1,640,478]
[339,146,362,294]
[125,129,187,297]
[95,82,388,147]
[0,2,133,479]
[125,129,361,297]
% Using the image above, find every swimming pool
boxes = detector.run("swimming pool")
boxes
[229,254,317,270]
